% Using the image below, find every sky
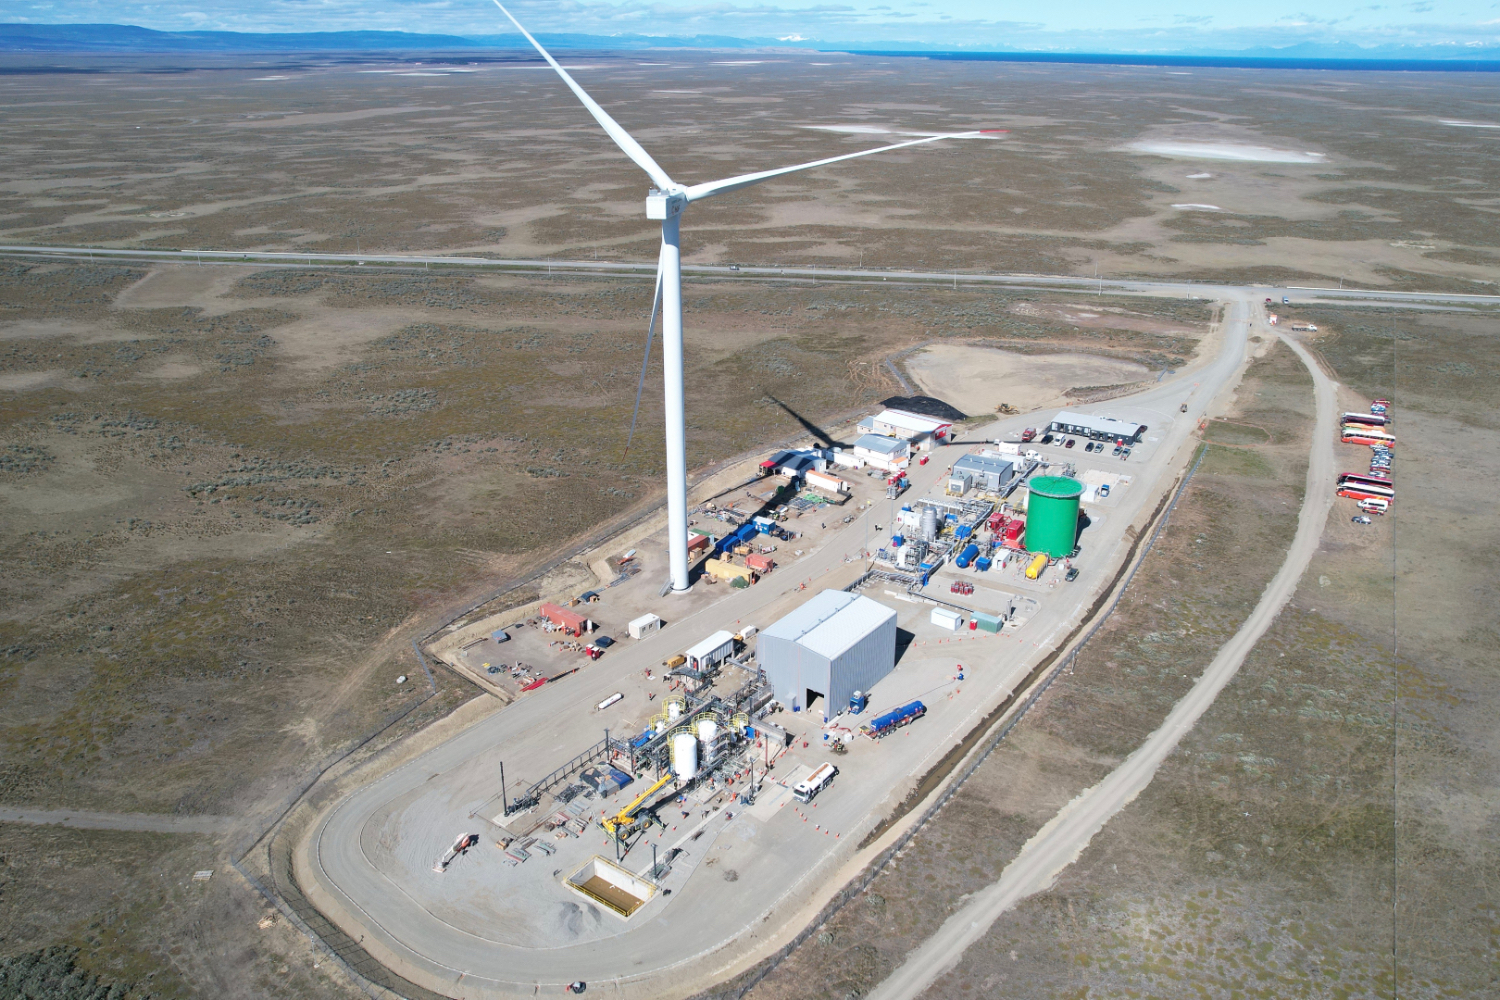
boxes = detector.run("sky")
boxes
[4,0,1500,52]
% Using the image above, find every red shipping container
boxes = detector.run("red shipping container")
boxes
[745,553,775,573]
[540,602,588,635]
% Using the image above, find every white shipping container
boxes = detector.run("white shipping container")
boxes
[805,470,849,495]
[931,607,963,630]
[991,441,1021,456]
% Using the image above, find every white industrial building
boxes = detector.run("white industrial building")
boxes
[857,408,953,450]
[757,590,898,718]
[683,630,736,672]
[851,433,911,471]
[1048,410,1146,443]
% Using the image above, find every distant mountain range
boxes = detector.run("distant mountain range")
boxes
[0,23,752,52]
[2,22,1498,66]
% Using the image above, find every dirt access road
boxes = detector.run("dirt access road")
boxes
[0,807,235,835]
[866,330,1338,1000]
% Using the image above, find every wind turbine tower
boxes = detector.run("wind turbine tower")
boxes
[495,3,989,592]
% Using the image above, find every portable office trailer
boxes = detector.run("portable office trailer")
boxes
[628,613,663,639]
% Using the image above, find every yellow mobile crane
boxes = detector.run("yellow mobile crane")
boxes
[601,773,674,841]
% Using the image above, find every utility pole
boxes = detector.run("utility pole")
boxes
[500,760,508,817]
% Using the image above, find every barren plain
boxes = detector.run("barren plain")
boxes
[0,45,1497,1000]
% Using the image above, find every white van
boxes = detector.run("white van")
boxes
[1357,497,1389,514]
[793,762,838,803]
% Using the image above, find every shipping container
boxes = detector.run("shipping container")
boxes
[541,602,589,635]
[971,611,1003,633]
[703,557,752,583]
[931,607,963,630]
[805,470,850,496]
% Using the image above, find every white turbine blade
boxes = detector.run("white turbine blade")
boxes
[624,264,665,458]
[491,1,676,191]
[683,132,977,203]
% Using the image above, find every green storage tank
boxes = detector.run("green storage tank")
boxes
[1024,476,1083,558]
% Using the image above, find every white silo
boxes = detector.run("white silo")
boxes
[696,717,718,743]
[671,731,698,780]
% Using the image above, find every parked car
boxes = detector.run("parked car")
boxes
[1099,483,1111,497]
[1065,438,1076,449]
[1112,445,1123,456]
[1065,566,1079,582]
[1352,515,1372,525]
[1121,447,1132,460]
[1021,427,1037,442]
[1283,295,1291,304]
[593,635,615,648]
[1041,433,1055,445]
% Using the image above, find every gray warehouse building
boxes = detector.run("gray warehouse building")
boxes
[950,453,1016,493]
[757,590,898,718]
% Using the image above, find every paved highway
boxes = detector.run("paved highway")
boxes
[1,243,1497,308]
[867,330,1339,1000]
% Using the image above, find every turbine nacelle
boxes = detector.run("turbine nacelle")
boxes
[646,189,688,221]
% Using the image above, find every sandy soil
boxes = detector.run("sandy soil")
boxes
[904,345,1153,416]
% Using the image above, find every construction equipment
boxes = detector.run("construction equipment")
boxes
[601,773,674,841]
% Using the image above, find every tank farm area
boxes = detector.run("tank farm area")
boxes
[390,398,1149,947]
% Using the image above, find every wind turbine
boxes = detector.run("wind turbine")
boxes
[494,2,990,593]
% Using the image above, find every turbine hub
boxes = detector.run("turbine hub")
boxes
[646,189,687,220]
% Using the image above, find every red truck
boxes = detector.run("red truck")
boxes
[1020,427,1037,443]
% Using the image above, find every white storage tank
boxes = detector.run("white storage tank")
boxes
[667,699,683,721]
[921,506,939,541]
[671,732,698,780]
[697,717,718,743]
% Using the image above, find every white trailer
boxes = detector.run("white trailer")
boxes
[628,613,663,639]
[931,607,963,631]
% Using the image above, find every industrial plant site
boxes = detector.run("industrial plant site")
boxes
[1,5,1498,1000]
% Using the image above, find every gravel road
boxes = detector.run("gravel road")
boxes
[867,326,1338,1000]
